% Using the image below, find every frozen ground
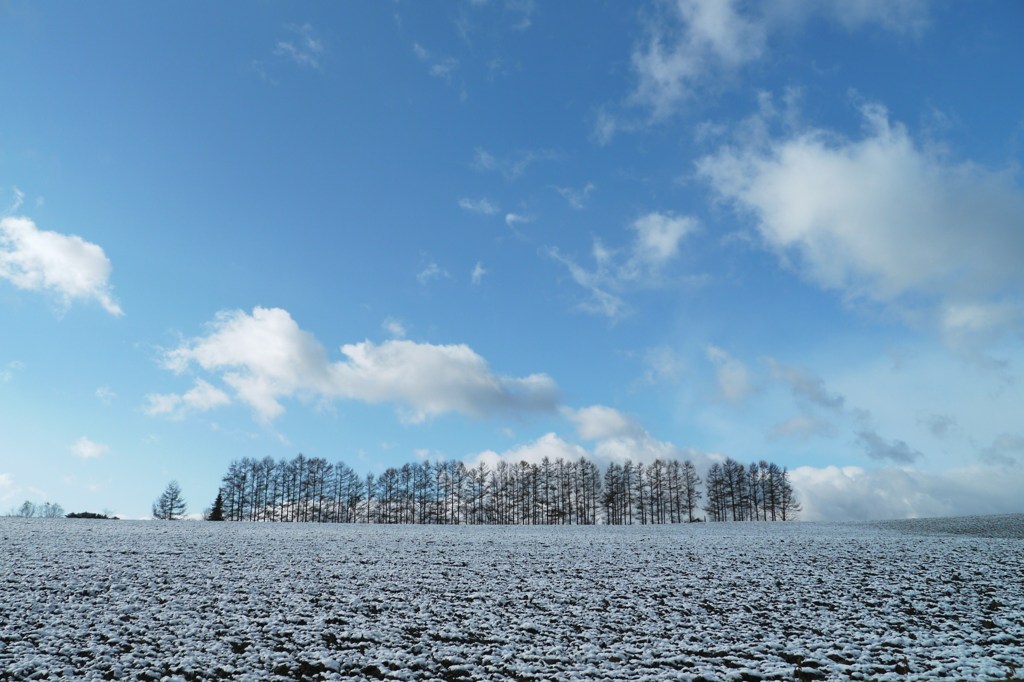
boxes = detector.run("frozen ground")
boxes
[1,516,1022,681]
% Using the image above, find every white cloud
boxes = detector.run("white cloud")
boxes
[417,260,450,285]
[465,420,725,502]
[0,216,122,315]
[561,405,720,470]
[638,345,686,385]
[552,182,595,209]
[69,436,109,460]
[698,104,1024,341]
[791,464,1024,522]
[505,0,535,31]
[548,211,698,319]
[157,306,559,423]
[5,186,24,213]
[564,405,637,441]
[471,146,556,180]
[413,42,458,81]
[471,432,589,469]
[630,0,766,122]
[382,318,407,339]
[504,213,531,229]
[471,261,487,285]
[814,0,929,35]
[275,24,324,69]
[458,197,500,215]
[95,385,116,405]
[623,212,697,280]
[706,345,750,403]
[609,0,929,133]
[144,378,232,420]
[593,433,713,470]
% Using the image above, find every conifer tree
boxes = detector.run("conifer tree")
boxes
[207,490,225,521]
[153,480,187,520]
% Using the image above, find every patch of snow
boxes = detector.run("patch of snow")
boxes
[0,516,1021,680]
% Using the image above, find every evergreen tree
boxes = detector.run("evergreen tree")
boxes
[207,490,226,521]
[152,480,187,520]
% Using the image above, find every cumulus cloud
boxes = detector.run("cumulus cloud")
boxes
[564,405,637,441]
[156,307,559,423]
[698,103,1024,340]
[458,197,500,215]
[471,425,716,473]
[471,432,590,469]
[547,212,698,319]
[564,404,718,470]
[791,464,1024,522]
[706,345,750,403]
[0,216,122,315]
[145,379,232,420]
[69,436,109,460]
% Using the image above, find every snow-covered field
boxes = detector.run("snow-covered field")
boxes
[2,516,1022,681]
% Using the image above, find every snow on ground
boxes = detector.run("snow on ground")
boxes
[1,516,1022,681]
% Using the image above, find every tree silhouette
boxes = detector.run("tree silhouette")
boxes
[152,480,187,520]
[207,490,225,521]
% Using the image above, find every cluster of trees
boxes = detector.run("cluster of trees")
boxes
[66,511,118,520]
[704,459,800,522]
[6,501,64,518]
[4,501,121,519]
[213,454,799,525]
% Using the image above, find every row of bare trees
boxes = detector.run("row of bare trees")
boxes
[216,454,799,524]
[704,458,800,521]
[5,501,64,518]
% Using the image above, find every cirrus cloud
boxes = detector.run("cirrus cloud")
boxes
[547,211,699,320]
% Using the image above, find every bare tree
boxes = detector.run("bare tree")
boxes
[681,460,702,522]
[40,502,65,518]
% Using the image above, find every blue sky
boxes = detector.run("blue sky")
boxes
[2,0,1023,520]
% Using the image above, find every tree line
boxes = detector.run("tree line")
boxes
[4,501,65,518]
[212,454,799,525]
